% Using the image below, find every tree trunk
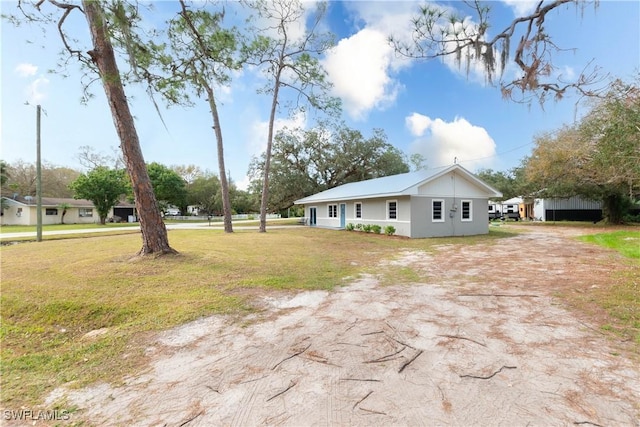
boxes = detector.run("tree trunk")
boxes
[603,193,625,224]
[204,84,233,233]
[259,69,283,233]
[82,0,176,256]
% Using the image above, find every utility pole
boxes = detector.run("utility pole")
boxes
[36,105,42,242]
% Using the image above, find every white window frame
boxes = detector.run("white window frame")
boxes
[387,200,398,220]
[461,200,472,222]
[354,202,362,219]
[79,208,94,218]
[328,204,338,218]
[432,199,444,222]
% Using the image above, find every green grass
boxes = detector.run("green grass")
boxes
[0,222,140,233]
[575,230,640,346]
[579,230,640,259]
[0,227,514,407]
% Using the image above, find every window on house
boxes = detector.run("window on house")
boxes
[328,204,338,218]
[45,208,58,216]
[387,200,397,220]
[432,200,444,222]
[79,208,93,217]
[355,203,362,219]
[462,200,472,221]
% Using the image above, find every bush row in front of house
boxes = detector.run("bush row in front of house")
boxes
[346,223,396,236]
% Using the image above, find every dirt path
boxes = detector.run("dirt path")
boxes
[47,226,639,426]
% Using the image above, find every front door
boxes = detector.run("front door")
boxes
[340,203,346,228]
[309,207,317,226]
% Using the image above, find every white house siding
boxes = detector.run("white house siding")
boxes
[296,165,501,239]
[1,206,98,226]
[417,171,480,198]
[410,196,488,238]
[0,201,32,226]
[1,197,105,226]
[307,197,412,236]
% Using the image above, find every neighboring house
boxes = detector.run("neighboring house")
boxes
[0,196,136,225]
[294,164,502,238]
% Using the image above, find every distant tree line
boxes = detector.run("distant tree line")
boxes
[0,158,260,223]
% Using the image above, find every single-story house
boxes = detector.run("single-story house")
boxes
[0,196,137,226]
[294,164,503,238]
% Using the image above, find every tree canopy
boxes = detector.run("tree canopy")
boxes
[146,162,188,214]
[249,123,409,212]
[70,166,128,224]
[391,1,606,105]
[522,77,640,223]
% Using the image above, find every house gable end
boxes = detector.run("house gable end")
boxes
[416,170,501,198]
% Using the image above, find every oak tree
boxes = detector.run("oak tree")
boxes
[70,166,128,224]
[523,77,640,223]
[249,123,409,212]
[392,0,605,105]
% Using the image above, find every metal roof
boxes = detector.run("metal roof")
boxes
[294,164,502,204]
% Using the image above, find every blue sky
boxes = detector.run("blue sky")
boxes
[1,1,639,190]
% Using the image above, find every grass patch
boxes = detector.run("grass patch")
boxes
[579,230,640,259]
[576,230,640,344]
[0,222,140,234]
[0,227,512,407]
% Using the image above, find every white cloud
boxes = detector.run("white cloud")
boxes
[407,114,497,170]
[246,111,307,156]
[15,63,50,104]
[15,63,37,77]
[405,112,432,137]
[26,76,50,105]
[323,28,403,120]
[319,2,420,120]
[501,0,538,16]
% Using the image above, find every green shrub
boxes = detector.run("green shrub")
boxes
[371,224,382,234]
[355,223,363,231]
[345,223,355,231]
[384,225,396,236]
[362,224,372,233]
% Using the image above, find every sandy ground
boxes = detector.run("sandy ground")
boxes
[44,225,639,426]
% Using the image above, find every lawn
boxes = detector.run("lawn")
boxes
[0,227,514,408]
[2,225,636,409]
[0,222,140,234]
[578,230,640,342]
[580,230,640,259]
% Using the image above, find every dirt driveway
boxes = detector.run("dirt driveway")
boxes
[48,226,639,426]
